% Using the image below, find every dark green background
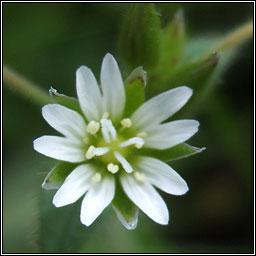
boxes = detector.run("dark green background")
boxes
[3,3,254,253]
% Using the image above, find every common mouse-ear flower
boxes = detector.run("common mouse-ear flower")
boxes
[34,53,202,229]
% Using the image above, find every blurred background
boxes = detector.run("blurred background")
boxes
[3,3,254,253]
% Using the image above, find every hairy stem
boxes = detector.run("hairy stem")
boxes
[215,21,253,52]
[3,65,50,106]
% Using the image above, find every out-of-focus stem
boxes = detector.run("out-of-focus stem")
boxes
[215,21,253,52]
[3,65,50,106]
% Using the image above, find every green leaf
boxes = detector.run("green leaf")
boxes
[140,143,206,162]
[112,180,139,230]
[124,78,145,117]
[158,9,185,69]
[42,162,77,190]
[49,87,83,116]
[39,190,89,253]
[119,3,161,71]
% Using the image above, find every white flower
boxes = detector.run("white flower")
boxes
[34,53,200,229]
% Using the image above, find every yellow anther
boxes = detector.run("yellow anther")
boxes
[134,171,146,183]
[107,163,119,174]
[87,121,100,134]
[121,118,132,128]
[85,145,95,159]
[91,172,102,183]
[136,132,147,139]
[102,112,110,119]
[135,143,143,149]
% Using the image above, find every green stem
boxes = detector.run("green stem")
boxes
[215,21,253,52]
[3,65,50,106]
[202,21,253,60]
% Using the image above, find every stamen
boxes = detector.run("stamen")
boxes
[119,137,144,149]
[134,171,146,183]
[100,118,117,143]
[91,172,102,183]
[136,132,147,139]
[121,118,132,128]
[93,147,110,156]
[107,163,119,174]
[114,151,133,173]
[86,145,95,159]
[135,143,143,149]
[102,112,110,119]
[87,121,100,135]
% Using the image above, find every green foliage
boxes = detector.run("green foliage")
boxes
[39,190,89,253]
[119,3,161,71]
[42,162,77,190]
[140,143,206,162]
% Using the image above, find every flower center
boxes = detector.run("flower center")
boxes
[84,115,145,174]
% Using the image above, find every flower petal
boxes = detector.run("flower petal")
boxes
[100,53,125,122]
[42,104,87,141]
[80,175,115,226]
[131,86,192,130]
[33,135,85,162]
[53,164,94,207]
[145,120,199,149]
[136,157,189,195]
[76,66,103,121]
[120,174,169,225]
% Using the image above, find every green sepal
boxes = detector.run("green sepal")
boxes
[42,162,78,190]
[119,3,161,71]
[49,87,83,116]
[124,66,147,87]
[140,143,206,162]
[158,9,185,70]
[173,52,220,89]
[112,180,139,230]
[124,70,145,117]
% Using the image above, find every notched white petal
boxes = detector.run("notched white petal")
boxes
[52,164,94,207]
[76,65,103,121]
[145,120,200,150]
[42,104,86,140]
[131,86,193,130]
[100,53,125,122]
[120,175,169,225]
[136,157,189,195]
[33,135,85,163]
[80,175,115,226]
